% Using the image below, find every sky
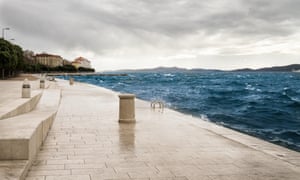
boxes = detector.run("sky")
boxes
[0,0,300,71]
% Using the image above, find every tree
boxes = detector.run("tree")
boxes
[14,44,24,72]
[0,39,11,79]
[0,38,23,79]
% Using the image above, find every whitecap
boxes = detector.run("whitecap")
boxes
[291,97,300,103]
[163,73,175,77]
[245,84,255,91]
[200,114,210,122]
[117,82,125,85]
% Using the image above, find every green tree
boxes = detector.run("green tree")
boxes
[14,44,24,72]
[0,38,23,79]
[0,39,11,79]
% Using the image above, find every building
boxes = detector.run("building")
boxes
[71,57,92,69]
[35,53,63,67]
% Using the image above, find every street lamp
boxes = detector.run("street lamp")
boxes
[2,27,10,39]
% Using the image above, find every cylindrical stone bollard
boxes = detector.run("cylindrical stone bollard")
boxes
[22,78,31,98]
[40,78,45,89]
[119,94,136,123]
[69,77,74,85]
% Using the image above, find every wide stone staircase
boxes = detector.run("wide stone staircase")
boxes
[0,79,62,180]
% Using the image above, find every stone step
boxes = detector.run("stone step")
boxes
[0,90,42,120]
[0,88,61,180]
[0,110,57,160]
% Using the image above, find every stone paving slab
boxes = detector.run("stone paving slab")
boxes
[25,79,300,180]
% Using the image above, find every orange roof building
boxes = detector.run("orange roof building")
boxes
[71,57,92,69]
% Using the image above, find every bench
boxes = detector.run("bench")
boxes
[0,90,42,120]
[0,89,61,180]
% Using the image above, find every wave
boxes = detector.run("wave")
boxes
[163,73,175,77]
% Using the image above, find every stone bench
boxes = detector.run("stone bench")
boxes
[0,89,61,160]
[0,90,42,120]
[0,89,61,180]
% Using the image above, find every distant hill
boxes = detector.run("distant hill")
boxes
[106,67,174,73]
[106,66,220,73]
[233,64,300,72]
[105,64,300,73]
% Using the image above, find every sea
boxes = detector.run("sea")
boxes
[58,71,300,152]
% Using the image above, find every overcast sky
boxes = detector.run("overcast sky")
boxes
[1,0,300,71]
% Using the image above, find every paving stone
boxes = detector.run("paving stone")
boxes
[25,176,45,180]
[30,164,65,171]
[45,175,90,180]
[27,169,71,176]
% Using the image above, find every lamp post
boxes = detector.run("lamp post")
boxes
[2,27,10,39]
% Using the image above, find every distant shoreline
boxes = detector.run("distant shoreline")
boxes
[105,64,300,73]
[46,72,128,76]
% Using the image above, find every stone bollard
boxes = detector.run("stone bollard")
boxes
[22,78,31,98]
[40,77,45,89]
[69,77,74,85]
[119,94,136,123]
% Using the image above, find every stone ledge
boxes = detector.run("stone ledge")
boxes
[0,89,61,180]
[0,111,57,160]
[0,90,42,120]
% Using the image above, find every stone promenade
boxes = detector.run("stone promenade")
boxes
[25,79,300,180]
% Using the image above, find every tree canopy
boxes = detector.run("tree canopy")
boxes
[0,38,23,79]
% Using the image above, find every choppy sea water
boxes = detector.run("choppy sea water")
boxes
[58,72,300,152]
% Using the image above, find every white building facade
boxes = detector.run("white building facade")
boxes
[72,57,92,69]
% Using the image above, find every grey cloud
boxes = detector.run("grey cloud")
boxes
[246,0,300,22]
[1,0,300,57]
